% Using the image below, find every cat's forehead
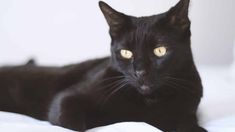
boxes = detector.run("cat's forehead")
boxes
[121,15,167,45]
[129,15,167,37]
[131,14,165,27]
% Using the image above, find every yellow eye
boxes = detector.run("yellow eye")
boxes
[120,49,133,59]
[154,46,167,57]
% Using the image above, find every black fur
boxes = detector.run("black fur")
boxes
[0,0,207,131]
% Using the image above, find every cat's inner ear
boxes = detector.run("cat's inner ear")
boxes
[165,0,190,29]
[99,1,130,37]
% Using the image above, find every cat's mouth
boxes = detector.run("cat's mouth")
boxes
[137,85,153,96]
[127,76,155,96]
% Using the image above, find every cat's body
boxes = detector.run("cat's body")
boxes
[0,0,207,131]
[0,57,203,131]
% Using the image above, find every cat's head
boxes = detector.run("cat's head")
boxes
[99,0,194,96]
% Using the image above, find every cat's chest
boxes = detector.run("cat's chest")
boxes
[99,93,168,120]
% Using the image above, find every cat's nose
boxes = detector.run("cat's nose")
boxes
[135,70,146,78]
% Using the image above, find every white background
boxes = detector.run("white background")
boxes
[0,0,235,66]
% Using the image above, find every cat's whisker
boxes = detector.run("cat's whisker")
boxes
[163,75,194,87]
[164,76,192,84]
[96,78,125,92]
[96,76,125,85]
[163,82,180,94]
[95,78,126,102]
[95,79,127,108]
[107,81,128,97]
[101,80,128,107]
[102,79,127,94]
[163,78,197,95]
[100,76,125,82]
[125,76,138,85]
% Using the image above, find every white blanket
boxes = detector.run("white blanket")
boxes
[0,66,235,132]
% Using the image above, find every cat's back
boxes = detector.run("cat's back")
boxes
[0,57,110,93]
[0,63,64,88]
[0,57,110,118]
[0,57,109,80]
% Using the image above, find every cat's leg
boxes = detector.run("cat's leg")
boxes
[48,90,89,131]
[176,114,207,132]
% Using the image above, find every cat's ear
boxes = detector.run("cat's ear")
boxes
[165,0,190,30]
[99,1,130,37]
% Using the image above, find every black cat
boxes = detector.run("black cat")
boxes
[0,0,207,132]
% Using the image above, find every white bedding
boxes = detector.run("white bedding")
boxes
[0,66,235,132]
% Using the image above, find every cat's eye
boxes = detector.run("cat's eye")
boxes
[154,46,167,57]
[120,49,133,59]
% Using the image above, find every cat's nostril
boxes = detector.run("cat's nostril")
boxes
[135,70,145,77]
